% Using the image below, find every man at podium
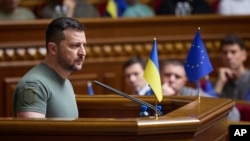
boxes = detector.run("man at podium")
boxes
[13,17,86,118]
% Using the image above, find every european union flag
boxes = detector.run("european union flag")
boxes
[184,28,213,83]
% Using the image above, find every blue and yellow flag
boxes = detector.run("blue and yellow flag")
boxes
[106,0,118,18]
[143,38,163,102]
[184,28,213,83]
[106,0,127,18]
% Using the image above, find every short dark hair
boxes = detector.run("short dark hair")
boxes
[122,56,146,71]
[160,58,184,71]
[220,34,244,50]
[45,17,85,49]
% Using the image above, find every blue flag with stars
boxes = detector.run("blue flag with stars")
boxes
[184,29,213,83]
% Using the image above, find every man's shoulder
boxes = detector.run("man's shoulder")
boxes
[180,86,211,97]
[180,87,197,96]
[18,63,49,84]
[245,69,250,74]
[242,69,250,81]
[16,7,36,18]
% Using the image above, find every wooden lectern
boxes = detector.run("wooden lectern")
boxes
[0,95,234,141]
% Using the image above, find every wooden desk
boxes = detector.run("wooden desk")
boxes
[0,96,234,141]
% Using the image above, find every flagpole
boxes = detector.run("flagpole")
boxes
[155,100,158,119]
[143,37,163,119]
[196,80,200,103]
[184,27,214,116]
[196,80,201,116]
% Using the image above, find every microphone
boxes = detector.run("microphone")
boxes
[93,80,163,116]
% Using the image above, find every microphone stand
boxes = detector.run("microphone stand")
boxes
[93,80,163,116]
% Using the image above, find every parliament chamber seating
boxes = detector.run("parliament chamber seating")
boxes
[17,0,218,18]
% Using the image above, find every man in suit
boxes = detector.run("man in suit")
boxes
[122,56,152,95]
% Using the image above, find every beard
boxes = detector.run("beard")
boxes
[57,53,83,72]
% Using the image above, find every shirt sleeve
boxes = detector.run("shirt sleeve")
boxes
[15,81,49,115]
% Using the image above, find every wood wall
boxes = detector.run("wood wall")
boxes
[1,15,250,117]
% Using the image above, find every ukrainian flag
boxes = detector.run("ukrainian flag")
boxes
[144,38,163,102]
[106,0,118,18]
[106,0,127,18]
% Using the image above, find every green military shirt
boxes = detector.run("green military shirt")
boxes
[13,62,78,118]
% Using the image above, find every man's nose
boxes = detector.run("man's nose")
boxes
[129,75,137,82]
[78,46,86,56]
[169,74,176,81]
[225,51,234,58]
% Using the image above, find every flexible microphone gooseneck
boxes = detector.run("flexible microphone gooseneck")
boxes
[93,80,163,116]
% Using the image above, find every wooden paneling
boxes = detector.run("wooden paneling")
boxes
[1,15,250,43]
[0,96,234,141]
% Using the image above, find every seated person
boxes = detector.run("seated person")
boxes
[161,58,240,121]
[160,58,209,96]
[156,0,213,16]
[217,0,250,15]
[40,0,99,18]
[0,0,36,20]
[122,56,152,95]
[122,0,155,17]
[214,34,250,101]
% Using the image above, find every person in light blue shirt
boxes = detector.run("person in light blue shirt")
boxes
[122,0,155,17]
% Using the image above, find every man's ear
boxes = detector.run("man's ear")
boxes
[184,76,188,83]
[242,49,248,62]
[47,42,57,55]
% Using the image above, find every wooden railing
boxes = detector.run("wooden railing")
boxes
[1,15,250,42]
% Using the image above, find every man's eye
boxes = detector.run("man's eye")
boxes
[175,75,181,79]
[164,74,171,77]
[70,44,80,49]
[231,51,236,54]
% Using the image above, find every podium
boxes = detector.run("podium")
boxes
[0,95,234,141]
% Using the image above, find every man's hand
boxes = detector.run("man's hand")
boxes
[218,67,236,83]
[63,0,77,17]
[215,67,236,95]
[162,83,176,96]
